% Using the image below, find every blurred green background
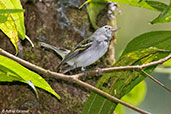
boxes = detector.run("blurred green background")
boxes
[115,0,171,114]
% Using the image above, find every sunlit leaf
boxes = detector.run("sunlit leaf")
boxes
[151,1,171,24]
[0,14,19,52]
[0,0,26,39]
[0,55,60,99]
[0,0,26,52]
[0,69,23,82]
[0,9,24,14]
[115,81,146,114]
[163,59,171,67]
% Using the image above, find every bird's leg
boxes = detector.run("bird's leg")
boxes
[81,67,86,71]
[81,67,89,76]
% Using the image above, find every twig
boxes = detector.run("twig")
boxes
[0,48,152,114]
[141,69,171,92]
[73,54,171,78]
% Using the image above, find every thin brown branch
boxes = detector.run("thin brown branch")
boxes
[141,69,171,92]
[73,54,171,78]
[0,48,152,114]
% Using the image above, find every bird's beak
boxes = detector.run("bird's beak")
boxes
[111,28,120,32]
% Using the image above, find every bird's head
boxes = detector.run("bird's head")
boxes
[93,25,119,40]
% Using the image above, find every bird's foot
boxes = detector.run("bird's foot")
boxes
[81,67,89,76]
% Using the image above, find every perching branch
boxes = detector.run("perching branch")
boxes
[73,53,171,78]
[1,48,171,114]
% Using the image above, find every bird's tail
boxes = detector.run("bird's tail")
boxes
[39,42,70,58]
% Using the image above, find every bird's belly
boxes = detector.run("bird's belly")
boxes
[75,42,108,67]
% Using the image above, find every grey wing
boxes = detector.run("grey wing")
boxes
[56,51,79,71]
[57,37,93,70]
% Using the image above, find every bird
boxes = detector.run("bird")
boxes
[56,25,119,73]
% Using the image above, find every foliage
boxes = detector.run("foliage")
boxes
[0,55,60,99]
[0,0,59,99]
[115,81,146,114]
[0,0,26,53]
[151,1,171,24]
[83,30,171,114]
[80,0,170,29]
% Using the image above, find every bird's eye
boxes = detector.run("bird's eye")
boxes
[105,26,110,30]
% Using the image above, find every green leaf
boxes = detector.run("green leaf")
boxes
[79,0,91,9]
[122,31,171,56]
[151,1,171,24]
[0,12,19,52]
[0,69,23,82]
[0,9,24,14]
[107,0,156,10]
[83,0,167,29]
[0,55,60,99]
[83,31,171,114]
[163,59,171,66]
[0,0,26,52]
[115,81,146,114]
[87,0,106,29]
[1,0,26,39]
[146,0,168,12]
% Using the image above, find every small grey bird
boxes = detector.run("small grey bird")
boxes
[56,25,119,73]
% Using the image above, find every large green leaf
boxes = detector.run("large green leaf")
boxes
[0,55,60,99]
[83,31,171,114]
[122,31,171,56]
[0,0,26,52]
[151,1,171,24]
[115,81,146,114]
